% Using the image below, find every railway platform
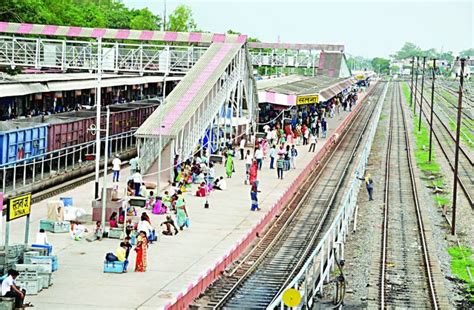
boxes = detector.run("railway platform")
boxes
[3,89,371,309]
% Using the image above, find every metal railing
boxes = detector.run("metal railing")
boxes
[0,35,207,74]
[268,82,388,309]
[1,130,137,195]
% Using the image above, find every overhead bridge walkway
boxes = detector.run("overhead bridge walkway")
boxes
[135,41,257,182]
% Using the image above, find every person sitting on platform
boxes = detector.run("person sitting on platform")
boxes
[213,176,227,191]
[160,215,179,236]
[1,269,32,309]
[139,182,148,198]
[109,212,118,228]
[196,182,207,197]
[115,242,129,273]
[86,221,104,242]
[70,222,88,241]
[146,191,155,210]
[126,180,135,196]
[35,228,49,245]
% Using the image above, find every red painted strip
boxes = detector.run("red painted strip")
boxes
[164,32,178,41]
[139,30,154,40]
[115,29,130,39]
[42,25,58,35]
[67,26,82,37]
[212,33,226,42]
[0,22,8,32]
[188,32,202,42]
[18,23,33,34]
[91,28,106,38]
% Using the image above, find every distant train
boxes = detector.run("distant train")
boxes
[0,100,159,166]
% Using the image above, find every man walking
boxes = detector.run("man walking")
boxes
[358,172,374,201]
[269,144,276,169]
[309,134,317,152]
[255,146,264,170]
[112,155,121,182]
[277,155,284,179]
[290,145,298,169]
[321,118,327,138]
[239,137,246,160]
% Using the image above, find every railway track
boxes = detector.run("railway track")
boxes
[380,82,440,308]
[411,82,474,208]
[192,82,386,309]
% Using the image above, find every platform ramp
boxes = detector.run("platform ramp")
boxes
[135,41,257,178]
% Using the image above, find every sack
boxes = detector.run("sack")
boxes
[105,252,118,262]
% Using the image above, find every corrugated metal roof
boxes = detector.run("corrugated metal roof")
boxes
[265,75,349,96]
[135,42,243,138]
[256,75,307,90]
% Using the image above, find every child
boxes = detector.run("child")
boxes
[146,191,155,210]
[86,221,103,242]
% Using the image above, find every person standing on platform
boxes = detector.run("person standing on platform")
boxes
[284,145,291,171]
[132,170,143,196]
[225,152,234,178]
[321,118,327,138]
[245,150,253,184]
[269,145,276,169]
[255,147,263,170]
[290,145,298,169]
[129,156,139,175]
[134,231,148,272]
[239,137,246,160]
[358,173,374,201]
[112,155,121,182]
[277,155,284,179]
[309,134,317,152]
[249,159,258,185]
[250,181,261,211]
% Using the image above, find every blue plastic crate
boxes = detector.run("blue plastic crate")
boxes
[59,197,73,207]
[103,261,125,273]
[30,244,53,256]
[0,121,48,165]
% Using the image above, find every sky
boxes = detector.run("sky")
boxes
[122,0,473,58]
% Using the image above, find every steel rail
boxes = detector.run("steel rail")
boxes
[380,82,439,308]
[210,82,385,309]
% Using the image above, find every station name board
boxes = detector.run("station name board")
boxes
[296,95,319,105]
[7,193,31,222]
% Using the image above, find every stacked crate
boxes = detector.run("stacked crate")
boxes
[0,244,25,274]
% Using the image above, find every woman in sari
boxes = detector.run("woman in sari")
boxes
[175,198,189,230]
[225,153,233,178]
[135,231,148,272]
[249,159,258,185]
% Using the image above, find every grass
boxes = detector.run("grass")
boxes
[405,81,473,304]
[448,246,474,302]
[434,195,450,206]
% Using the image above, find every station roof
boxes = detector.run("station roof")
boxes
[0,73,182,98]
[258,75,356,105]
[135,42,243,138]
[256,75,308,90]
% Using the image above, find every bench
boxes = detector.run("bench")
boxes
[209,154,224,164]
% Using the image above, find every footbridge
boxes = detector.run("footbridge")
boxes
[0,21,345,186]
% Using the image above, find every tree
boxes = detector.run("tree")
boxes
[371,58,390,74]
[393,42,422,59]
[129,8,160,30]
[167,5,197,32]
[390,65,400,74]
[459,48,474,58]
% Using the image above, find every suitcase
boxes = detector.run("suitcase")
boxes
[103,261,125,273]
